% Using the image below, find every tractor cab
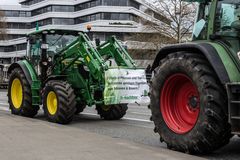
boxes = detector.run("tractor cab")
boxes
[27,29,80,66]
[192,0,240,52]
[26,29,81,80]
[184,0,240,70]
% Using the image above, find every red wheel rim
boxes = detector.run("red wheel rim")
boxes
[160,73,200,134]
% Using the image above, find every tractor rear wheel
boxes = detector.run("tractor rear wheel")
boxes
[43,80,76,124]
[96,104,128,120]
[150,52,231,154]
[8,68,39,117]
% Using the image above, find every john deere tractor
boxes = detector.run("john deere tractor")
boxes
[8,29,138,124]
[150,0,240,154]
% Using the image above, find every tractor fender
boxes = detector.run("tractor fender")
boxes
[8,60,37,85]
[151,43,230,84]
[44,75,67,84]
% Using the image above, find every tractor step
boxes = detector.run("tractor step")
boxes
[226,83,240,135]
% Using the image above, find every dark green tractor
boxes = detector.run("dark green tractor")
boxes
[150,0,240,154]
[7,29,138,124]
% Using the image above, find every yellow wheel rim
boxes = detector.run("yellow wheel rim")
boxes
[11,78,23,109]
[47,91,58,115]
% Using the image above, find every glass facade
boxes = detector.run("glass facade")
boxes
[32,5,74,16]
[0,43,26,52]
[52,5,74,12]
[32,6,51,16]
[7,23,31,29]
[52,18,74,25]
[21,0,140,9]
[29,12,138,28]
[75,12,138,24]
[5,35,25,40]
[75,0,102,11]
[4,10,31,17]
[4,0,140,19]
[102,0,128,6]
[1,0,161,53]
[31,18,52,28]
[75,0,140,11]
[21,0,45,6]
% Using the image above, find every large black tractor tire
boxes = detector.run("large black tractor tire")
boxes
[96,104,128,120]
[8,68,39,117]
[150,52,231,154]
[43,81,76,124]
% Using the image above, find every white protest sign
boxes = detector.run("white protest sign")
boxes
[104,68,150,105]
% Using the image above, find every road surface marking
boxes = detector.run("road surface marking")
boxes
[0,102,8,106]
[81,113,151,123]
[0,107,9,111]
[0,105,152,123]
[130,112,151,116]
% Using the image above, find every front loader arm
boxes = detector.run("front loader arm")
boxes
[97,36,136,68]
[54,33,108,81]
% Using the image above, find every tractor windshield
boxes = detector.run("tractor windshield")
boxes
[215,0,240,32]
[47,34,78,56]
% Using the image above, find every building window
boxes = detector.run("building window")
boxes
[52,5,74,12]
[16,43,27,51]
[102,13,137,21]
[0,43,26,52]
[7,23,31,29]
[75,12,138,24]
[31,18,52,28]
[74,0,140,11]
[52,18,74,25]
[75,0,101,11]
[129,0,140,9]
[102,0,128,6]
[4,10,31,17]
[32,6,52,16]
[21,0,45,6]
[5,35,25,40]
[31,5,74,16]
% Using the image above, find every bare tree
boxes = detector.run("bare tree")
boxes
[0,10,7,40]
[145,0,196,43]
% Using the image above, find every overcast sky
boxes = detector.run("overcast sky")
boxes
[0,0,19,5]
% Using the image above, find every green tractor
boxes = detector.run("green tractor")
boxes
[150,0,240,154]
[7,29,140,124]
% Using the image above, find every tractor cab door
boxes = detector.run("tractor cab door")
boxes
[27,35,42,76]
[192,1,212,40]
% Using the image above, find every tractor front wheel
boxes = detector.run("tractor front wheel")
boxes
[8,68,39,117]
[43,81,76,124]
[96,104,128,120]
[150,53,231,154]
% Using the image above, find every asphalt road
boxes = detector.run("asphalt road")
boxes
[0,89,240,160]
